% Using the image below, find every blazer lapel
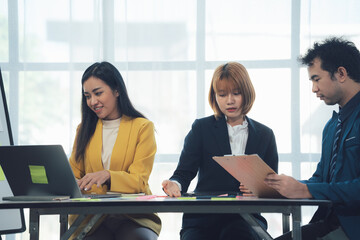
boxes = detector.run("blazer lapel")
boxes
[339,106,360,147]
[87,120,104,171]
[335,106,360,175]
[212,116,232,155]
[245,117,258,154]
[110,115,131,170]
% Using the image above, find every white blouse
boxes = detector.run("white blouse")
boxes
[101,118,121,170]
[227,119,248,155]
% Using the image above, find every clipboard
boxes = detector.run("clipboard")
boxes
[213,154,283,198]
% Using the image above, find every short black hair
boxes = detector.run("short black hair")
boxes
[299,37,360,82]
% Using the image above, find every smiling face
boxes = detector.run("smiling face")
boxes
[308,58,344,106]
[83,76,120,120]
[215,80,244,126]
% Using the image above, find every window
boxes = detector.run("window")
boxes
[1,0,360,239]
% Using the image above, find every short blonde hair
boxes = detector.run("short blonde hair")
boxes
[208,62,255,119]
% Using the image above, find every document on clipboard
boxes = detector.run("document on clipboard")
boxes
[213,154,283,198]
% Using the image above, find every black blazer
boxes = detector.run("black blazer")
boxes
[170,115,279,194]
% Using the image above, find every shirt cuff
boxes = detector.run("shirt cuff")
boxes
[171,180,182,191]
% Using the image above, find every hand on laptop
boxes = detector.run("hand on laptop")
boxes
[78,170,111,191]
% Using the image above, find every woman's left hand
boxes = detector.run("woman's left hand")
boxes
[78,170,111,191]
[239,184,255,197]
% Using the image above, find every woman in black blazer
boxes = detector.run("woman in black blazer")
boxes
[162,62,279,240]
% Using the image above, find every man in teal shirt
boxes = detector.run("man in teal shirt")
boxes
[265,37,360,240]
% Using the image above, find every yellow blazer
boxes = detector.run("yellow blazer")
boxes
[69,116,161,236]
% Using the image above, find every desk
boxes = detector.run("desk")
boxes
[0,197,331,240]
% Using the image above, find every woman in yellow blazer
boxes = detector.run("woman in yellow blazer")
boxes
[69,61,161,240]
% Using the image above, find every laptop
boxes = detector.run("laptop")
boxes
[213,154,283,198]
[0,144,123,201]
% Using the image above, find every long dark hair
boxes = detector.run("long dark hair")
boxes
[75,61,146,162]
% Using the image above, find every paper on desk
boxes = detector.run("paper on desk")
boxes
[71,198,102,202]
[107,192,145,197]
[210,197,239,201]
[177,197,196,200]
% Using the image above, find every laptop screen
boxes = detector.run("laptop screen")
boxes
[0,144,83,199]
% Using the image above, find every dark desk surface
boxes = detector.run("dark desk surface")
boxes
[0,197,332,240]
[0,197,331,214]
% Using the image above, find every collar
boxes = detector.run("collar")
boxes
[227,118,248,130]
[338,91,360,122]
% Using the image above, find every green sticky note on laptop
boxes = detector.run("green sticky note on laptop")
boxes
[0,165,5,181]
[29,165,48,184]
